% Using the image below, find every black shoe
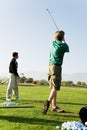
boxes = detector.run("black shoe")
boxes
[42,100,50,115]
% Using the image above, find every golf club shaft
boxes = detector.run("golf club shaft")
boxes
[46,9,59,30]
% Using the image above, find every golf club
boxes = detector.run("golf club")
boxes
[46,9,59,30]
[0,79,8,85]
[0,105,34,108]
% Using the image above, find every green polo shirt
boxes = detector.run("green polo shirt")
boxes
[49,40,69,65]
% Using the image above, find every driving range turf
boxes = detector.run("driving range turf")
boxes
[0,85,87,130]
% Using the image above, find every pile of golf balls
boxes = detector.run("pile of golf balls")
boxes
[1,101,18,106]
[61,121,87,130]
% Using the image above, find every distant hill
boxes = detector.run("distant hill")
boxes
[62,73,87,83]
[0,71,87,83]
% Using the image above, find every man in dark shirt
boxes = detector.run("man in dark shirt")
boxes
[6,52,20,101]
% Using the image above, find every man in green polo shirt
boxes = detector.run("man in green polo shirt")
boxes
[42,30,69,115]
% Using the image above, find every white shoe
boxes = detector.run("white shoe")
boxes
[6,98,11,101]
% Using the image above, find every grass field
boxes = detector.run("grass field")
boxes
[0,85,87,130]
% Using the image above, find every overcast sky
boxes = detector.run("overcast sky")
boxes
[0,0,87,76]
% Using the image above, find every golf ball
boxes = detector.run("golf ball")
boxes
[56,125,60,129]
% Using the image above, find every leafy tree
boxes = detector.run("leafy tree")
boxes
[76,81,81,86]
[19,76,26,83]
[81,82,86,86]
[25,78,33,83]
[38,80,48,86]
[61,81,74,86]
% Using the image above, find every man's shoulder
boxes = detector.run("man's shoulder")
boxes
[10,58,16,63]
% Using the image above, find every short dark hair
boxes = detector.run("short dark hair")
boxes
[55,30,65,41]
[12,52,18,57]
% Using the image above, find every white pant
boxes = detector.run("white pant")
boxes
[6,73,19,99]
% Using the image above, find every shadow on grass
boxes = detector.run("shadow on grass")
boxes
[0,98,86,107]
[58,102,87,106]
[26,99,87,105]
[20,99,87,107]
[0,116,62,126]
[17,99,87,105]
[0,97,6,100]
[49,110,79,117]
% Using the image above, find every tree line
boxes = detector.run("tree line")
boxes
[18,76,87,87]
[0,76,87,87]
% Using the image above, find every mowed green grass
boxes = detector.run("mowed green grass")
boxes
[0,85,87,130]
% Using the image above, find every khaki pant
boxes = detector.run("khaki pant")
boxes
[48,64,62,90]
[6,73,19,99]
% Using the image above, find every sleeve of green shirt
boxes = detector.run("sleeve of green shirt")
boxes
[63,43,69,52]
